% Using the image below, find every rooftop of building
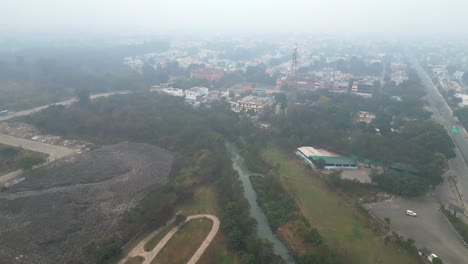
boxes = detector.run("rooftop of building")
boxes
[163,87,183,92]
[186,86,209,92]
[297,146,342,158]
[191,67,224,73]
[311,156,357,166]
[239,95,272,105]
[297,146,357,166]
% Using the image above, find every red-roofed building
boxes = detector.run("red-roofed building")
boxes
[191,68,224,82]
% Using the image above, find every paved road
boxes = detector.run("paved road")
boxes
[367,191,467,264]
[409,57,468,205]
[0,90,132,122]
[410,57,468,208]
[119,214,220,264]
[0,134,75,159]
[0,134,76,185]
[370,56,468,263]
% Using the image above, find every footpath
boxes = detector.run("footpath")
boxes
[119,214,220,264]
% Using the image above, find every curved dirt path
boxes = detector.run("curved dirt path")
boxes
[119,214,220,264]
[186,215,220,264]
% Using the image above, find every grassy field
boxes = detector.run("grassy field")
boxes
[179,184,219,215]
[151,218,213,264]
[144,223,176,252]
[0,143,48,174]
[178,185,237,264]
[261,145,421,264]
[117,184,237,264]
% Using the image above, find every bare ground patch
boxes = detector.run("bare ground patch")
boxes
[0,142,173,264]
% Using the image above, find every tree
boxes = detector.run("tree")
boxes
[372,111,393,135]
[273,93,287,110]
[432,257,443,264]
[83,238,121,264]
[76,88,91,106]
[246,109,256,116]
[384,217,391,226]
[446,65,457,75]
[318,96,331,109]
[368,61,383,76]
[314,158,326,169]
[245,64,267,83]
[455,106,468,128]
[327,171,342,186]
[463,72,468,85]
[175,213,186,226]
[406,238,415,248]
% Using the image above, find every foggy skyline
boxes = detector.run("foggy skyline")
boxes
[3,0,468,39]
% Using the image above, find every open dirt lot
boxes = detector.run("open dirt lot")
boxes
[338,163,383,183]
[0,142,173,264]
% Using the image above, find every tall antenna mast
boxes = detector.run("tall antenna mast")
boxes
[287,43,298,90]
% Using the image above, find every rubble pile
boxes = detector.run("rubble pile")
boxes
[0,122,94,151]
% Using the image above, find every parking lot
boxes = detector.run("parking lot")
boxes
[366,193,468,264]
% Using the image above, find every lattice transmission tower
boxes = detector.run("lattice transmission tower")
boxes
[287,43,298,90]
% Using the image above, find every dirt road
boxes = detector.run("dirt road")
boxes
[0,134,76,185]
[186,215,220,264]
[0,134,75,159]
[119,214,220,264]
[0,91,132,122]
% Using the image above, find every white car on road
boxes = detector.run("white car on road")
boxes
[406,210,417,217]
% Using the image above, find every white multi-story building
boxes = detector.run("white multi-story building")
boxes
[356,111,376,123]
[185,87,209,101]
[230,95,273,113]
[162,88,184,97]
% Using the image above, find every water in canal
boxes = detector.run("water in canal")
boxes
[227,143,294,263]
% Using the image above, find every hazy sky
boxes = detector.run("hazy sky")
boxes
[3,0,468,38]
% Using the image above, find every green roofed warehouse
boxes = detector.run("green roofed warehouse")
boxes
[296,146,358,170]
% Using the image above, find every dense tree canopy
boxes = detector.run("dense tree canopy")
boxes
[24,93,283,262]
[455,106,468,129]
[262,88,453,196]
[463,72,468,85]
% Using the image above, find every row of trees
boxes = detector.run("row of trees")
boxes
[250,173,339,264]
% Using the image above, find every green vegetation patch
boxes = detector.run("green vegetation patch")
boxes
[25,94,280,262]
[261,145,421,264]
[151,218,213,264]
[180,185,218,215]
[144,223,176,252]
[250,175,298,230]
[0,143,48,174]
[442,208,468,243]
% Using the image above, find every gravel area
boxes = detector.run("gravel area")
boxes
[0,142,173,264]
